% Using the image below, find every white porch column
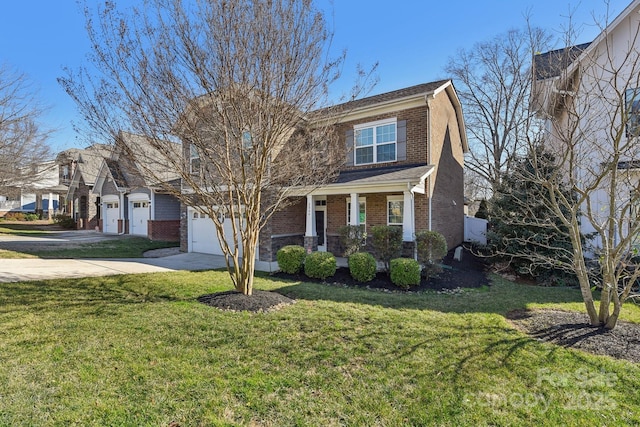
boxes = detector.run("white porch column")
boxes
[47,192,53,220]
[350,192,359,225]
[402,190,414,241]
[305,194,315,236]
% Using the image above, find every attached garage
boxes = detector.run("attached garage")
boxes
[102,196,120,234]
[129,193,151,236]
[187,207,243,256]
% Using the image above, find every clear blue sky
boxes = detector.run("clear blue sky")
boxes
[0,0,631,154]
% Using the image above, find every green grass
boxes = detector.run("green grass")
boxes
[0,236,178,259]
[1,272,639,426]
[0,223,54,236]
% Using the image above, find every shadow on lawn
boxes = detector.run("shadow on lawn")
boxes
[0,275,180,316]
[270,275,585,315]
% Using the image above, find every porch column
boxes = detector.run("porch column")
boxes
[402,190,414,241]
[350,193,359,225]
[47,192,53,220]
[304,194,318,253]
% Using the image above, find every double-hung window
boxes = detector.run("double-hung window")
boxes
[190,144,201,174]
[626,88,640,138]
[354,118,397,165]
[346,198,366,225]
[387,195,404,227]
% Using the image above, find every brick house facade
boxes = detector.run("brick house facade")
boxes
[181,80,468,265]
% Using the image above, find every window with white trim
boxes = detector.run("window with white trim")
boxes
[626,88,640,138]
[106,202,118,209]
[354,118,397,165]
[133,201,149,208]
[387,196,404,226]
[346,198,366,225]
[190,144,201,174]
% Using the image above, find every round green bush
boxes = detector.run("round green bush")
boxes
[390,257,421,289]
[348,252,377,283]
[276,245,306,274]
[304,251,337,280]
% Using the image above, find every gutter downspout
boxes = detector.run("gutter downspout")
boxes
[425,93,435,231]
[118,191,126,235]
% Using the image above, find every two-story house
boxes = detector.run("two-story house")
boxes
[182,80,468,267]
[532,0,640,249]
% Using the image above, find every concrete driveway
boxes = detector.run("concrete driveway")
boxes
[0,253,230,283]
[0,229,232,282]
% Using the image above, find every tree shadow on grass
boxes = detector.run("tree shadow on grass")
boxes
[0,274,182,317]
[268,274,584,316]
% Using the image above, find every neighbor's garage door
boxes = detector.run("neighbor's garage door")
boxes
[103,201,119,234]
[188,208,242,256]
[130,201,150,236]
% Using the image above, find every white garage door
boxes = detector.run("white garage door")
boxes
[103,202,119,234]
[188,208,243,256]
[130,201,150,236]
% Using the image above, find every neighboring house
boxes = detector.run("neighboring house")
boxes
[531,0,640,247]
[0,160,64,218]
[181,80,469,265]
[64,144,112,229]
[93,132,181,241]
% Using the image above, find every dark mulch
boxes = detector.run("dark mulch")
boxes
[272,247,490,292]
[508,309,640,363]
[197,289,295,313]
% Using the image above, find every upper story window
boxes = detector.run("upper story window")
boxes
[354,118,397,165]
[190,144,201,174]
[626,88,640,138]
[62,165,70,181]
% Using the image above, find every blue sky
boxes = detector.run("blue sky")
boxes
[0,0,632,154]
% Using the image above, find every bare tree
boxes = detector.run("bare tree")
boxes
[0,64,51,193]
[445,27,552,194]
[60,0,374,295]
[521,3,640,329]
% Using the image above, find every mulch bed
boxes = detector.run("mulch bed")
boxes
[197,290,295,313]
[508,309,640,363]
[272,247,490,293]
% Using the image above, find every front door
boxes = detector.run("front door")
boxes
[315,208,326,251]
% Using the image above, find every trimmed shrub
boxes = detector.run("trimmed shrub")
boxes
[53,214,76,229]
[371,225,403,272]
[24,213,39,221]
[416,230,448,278]
[4,212,26,221]
[304,251,337,280]
[348,252,377,283]
[338,225,367,257]
[276,245,306,274]
[390,257,421,289]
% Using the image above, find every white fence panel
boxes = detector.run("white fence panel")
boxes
[464,215,488,246]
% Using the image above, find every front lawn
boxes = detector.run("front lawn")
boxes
[0,236,178,259]
[1,272,639,425]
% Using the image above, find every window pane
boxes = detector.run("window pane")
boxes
[377,143,396,162]
[359,201,366,223]
[376,123,396,143]
[355,146,374,164]
[388,200,403,225]
[626,88,640,137]
[355,128,373,147]
[190,144,199,158]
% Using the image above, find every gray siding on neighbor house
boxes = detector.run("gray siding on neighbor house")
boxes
[154,193,180,220]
